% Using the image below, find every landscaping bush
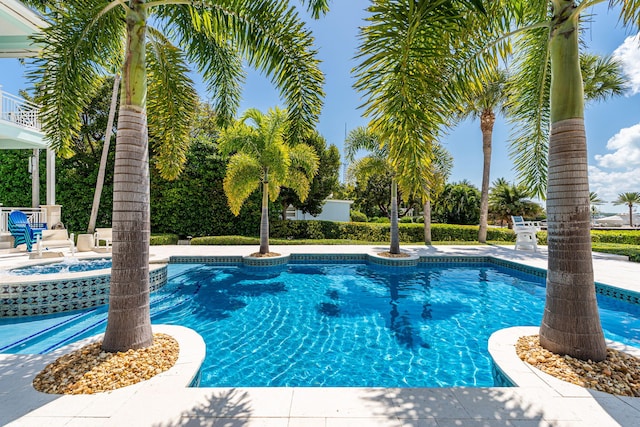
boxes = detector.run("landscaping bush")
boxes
[267,220,518,243]
[590,230,640,245]
[399,216,414,223]
[350,210,368,222]
[150,234,179,245]
[191,235,260,245]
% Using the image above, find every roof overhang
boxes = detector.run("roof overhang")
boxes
[0,0,47,58]
[0,120,47,149]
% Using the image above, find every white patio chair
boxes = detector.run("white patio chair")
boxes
[511,216,539,252]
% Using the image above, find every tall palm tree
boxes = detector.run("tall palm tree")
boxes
[457,68,508,243]
[504,1,637,361]
[344,126,403,254]
[219,107,319,255]
[613,192,640,227]
[31,0,327,352]
[510,51,626,199]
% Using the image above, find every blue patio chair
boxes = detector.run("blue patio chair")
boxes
[7,210,47,252]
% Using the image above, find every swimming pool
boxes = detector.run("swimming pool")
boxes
[1,261,639,388]
[4,257,112,276]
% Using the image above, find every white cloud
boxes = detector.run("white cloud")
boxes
[588,165,640,206]
[593,123,640,169]
[613,33,640,95]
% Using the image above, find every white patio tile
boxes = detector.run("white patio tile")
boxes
[290,388,393,418]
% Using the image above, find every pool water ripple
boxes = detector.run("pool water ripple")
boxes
[2,262,640,388]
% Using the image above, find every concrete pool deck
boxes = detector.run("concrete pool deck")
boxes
[1,244,640,426]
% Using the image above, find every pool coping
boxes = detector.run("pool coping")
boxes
[489,326,640,397]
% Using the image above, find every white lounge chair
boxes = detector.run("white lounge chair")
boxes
[94,228,112,251]
[36,229,75,256]
[511,216,539,252]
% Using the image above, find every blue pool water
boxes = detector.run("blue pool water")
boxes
[1,262,640,388]
[5,258,112,275]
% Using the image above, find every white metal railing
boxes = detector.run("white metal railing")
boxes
[0,88,42,131]
[0,207,48,233]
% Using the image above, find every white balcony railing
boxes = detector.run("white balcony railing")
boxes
[0,207,48,233]
[0,87,41,131]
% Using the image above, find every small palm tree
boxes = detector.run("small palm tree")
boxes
[421,144,453,244]
[589,191,605,224]
[219,108,319,255]
[613,192,640,227]
[345,126,402,255]
[488,179,542,228]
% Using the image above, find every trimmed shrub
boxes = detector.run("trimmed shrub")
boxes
[191,235,259,245]
[591,230,640,245]
[150,234,179,245]
[350,210,368,222]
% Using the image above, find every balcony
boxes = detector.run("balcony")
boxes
[1,87,41,131]
[0,86,45,149]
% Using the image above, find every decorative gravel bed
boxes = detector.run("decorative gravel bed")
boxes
[33,333,179,395]
[516,335,640,397]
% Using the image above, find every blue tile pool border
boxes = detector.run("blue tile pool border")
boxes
[2,253,639,318]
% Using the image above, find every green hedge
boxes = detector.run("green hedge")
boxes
[150,234,179,245]
[590,230,640,245]
[268,220,517,243]
[188,220,640,247]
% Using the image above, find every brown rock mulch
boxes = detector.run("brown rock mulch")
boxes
[33,333,179,395]
[376,251,411,258]
[248,252,281,258]
[516,335,640,397]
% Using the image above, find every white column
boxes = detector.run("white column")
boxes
[31,149,39,207]
[46,148,56,205]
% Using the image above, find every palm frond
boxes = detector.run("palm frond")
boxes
[223,152,262,215]
[298,0,330,19]
[28,0,125,155]
[157,5,245,128]
[199,0,324,141]
[146,27,198,180]
[506,22,551,199]
[580,53,626,103]
[344,126,385,162]
[289,143,320,177]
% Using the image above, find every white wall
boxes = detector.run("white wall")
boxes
[291,200,353,222]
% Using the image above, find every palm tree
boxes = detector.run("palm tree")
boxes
[457,68,508,243]
[422,143,453,245]
[345,126,402,254]
[510,51,625,199]
[613,192,640,227]
[219,107,319,255]
[31,0,327,352]
[504,1,637,361]
[589,191,605,224]
[488,179,542,228]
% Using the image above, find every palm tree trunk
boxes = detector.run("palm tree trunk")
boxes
[88,74,120,234]
[102,1,152,352]
[478,109,494,243]
[260,173,270,254]
[390,179,400,254]
[539,1,606,361]
[629,204,634,227]
[423,200,432,245]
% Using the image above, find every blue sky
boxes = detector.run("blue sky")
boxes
[2,1,639,213]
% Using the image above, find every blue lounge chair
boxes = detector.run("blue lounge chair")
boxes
[8,210,47,252]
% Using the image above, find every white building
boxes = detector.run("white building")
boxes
[287,199,353,222]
